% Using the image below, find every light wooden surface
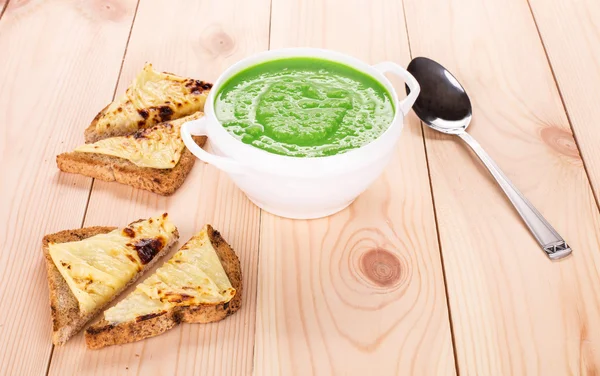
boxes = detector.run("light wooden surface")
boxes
[0,1,137,375]
[2,0,600,375]
[528,0,600,205]
[403,0,600,374]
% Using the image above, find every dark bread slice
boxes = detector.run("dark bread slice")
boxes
[84,225,242,349]
[56,136,205,196]
[43,224,179,345]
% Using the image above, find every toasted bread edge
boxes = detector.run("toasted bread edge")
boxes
[84,103,111,143]
[56,136,205,196]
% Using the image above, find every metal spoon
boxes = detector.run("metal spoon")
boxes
[406,56,572,260]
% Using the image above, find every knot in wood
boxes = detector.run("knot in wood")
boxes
[92,0,127,22]
[540,126,580,161]
[200,26,236,56]
[359,248,402,288]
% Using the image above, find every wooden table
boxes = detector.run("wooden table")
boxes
[1,0,599,374]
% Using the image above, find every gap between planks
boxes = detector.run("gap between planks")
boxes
[250,0,271,372]
[0,0,10,21]
[399,0,461,374]
[524,0,600,215]
[43,0,142,374]
[267,0,273,50]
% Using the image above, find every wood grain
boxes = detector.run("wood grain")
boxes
[254,1,456,375]
[403,0,600,373]
[6,0,600,374]
[0,1,137,375]
[528,0,600,207]
[47,0,269,375]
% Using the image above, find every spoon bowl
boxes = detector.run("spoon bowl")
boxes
[406,57,472,134]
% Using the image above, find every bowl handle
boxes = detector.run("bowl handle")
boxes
[181,117,246,175]
[373,62,420,115]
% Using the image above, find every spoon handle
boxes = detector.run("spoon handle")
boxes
[457,132,572,260]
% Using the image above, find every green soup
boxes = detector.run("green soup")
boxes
[214,57,395,158]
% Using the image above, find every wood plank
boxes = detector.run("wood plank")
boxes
[0,1,137,375]
[403,0,600,373]
[254,1,456,375]
[47,0,269,375]
[528,0,600,210]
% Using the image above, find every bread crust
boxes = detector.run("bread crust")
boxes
[84,225,242,349]
[56,136,205,196]
[43,224,179,345]
[84,103,111,143]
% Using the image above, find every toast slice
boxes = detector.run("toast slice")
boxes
[85,63,212,143]
[85,225,242,349]
[43,214,179,345]
[57,113,205,196]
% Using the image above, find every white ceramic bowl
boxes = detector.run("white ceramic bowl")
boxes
[181,48,420,219]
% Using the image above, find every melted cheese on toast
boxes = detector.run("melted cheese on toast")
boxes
[104,226,235,324]
[48,214,177,315]
[75,112,202,169]
[91,63,211,140]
